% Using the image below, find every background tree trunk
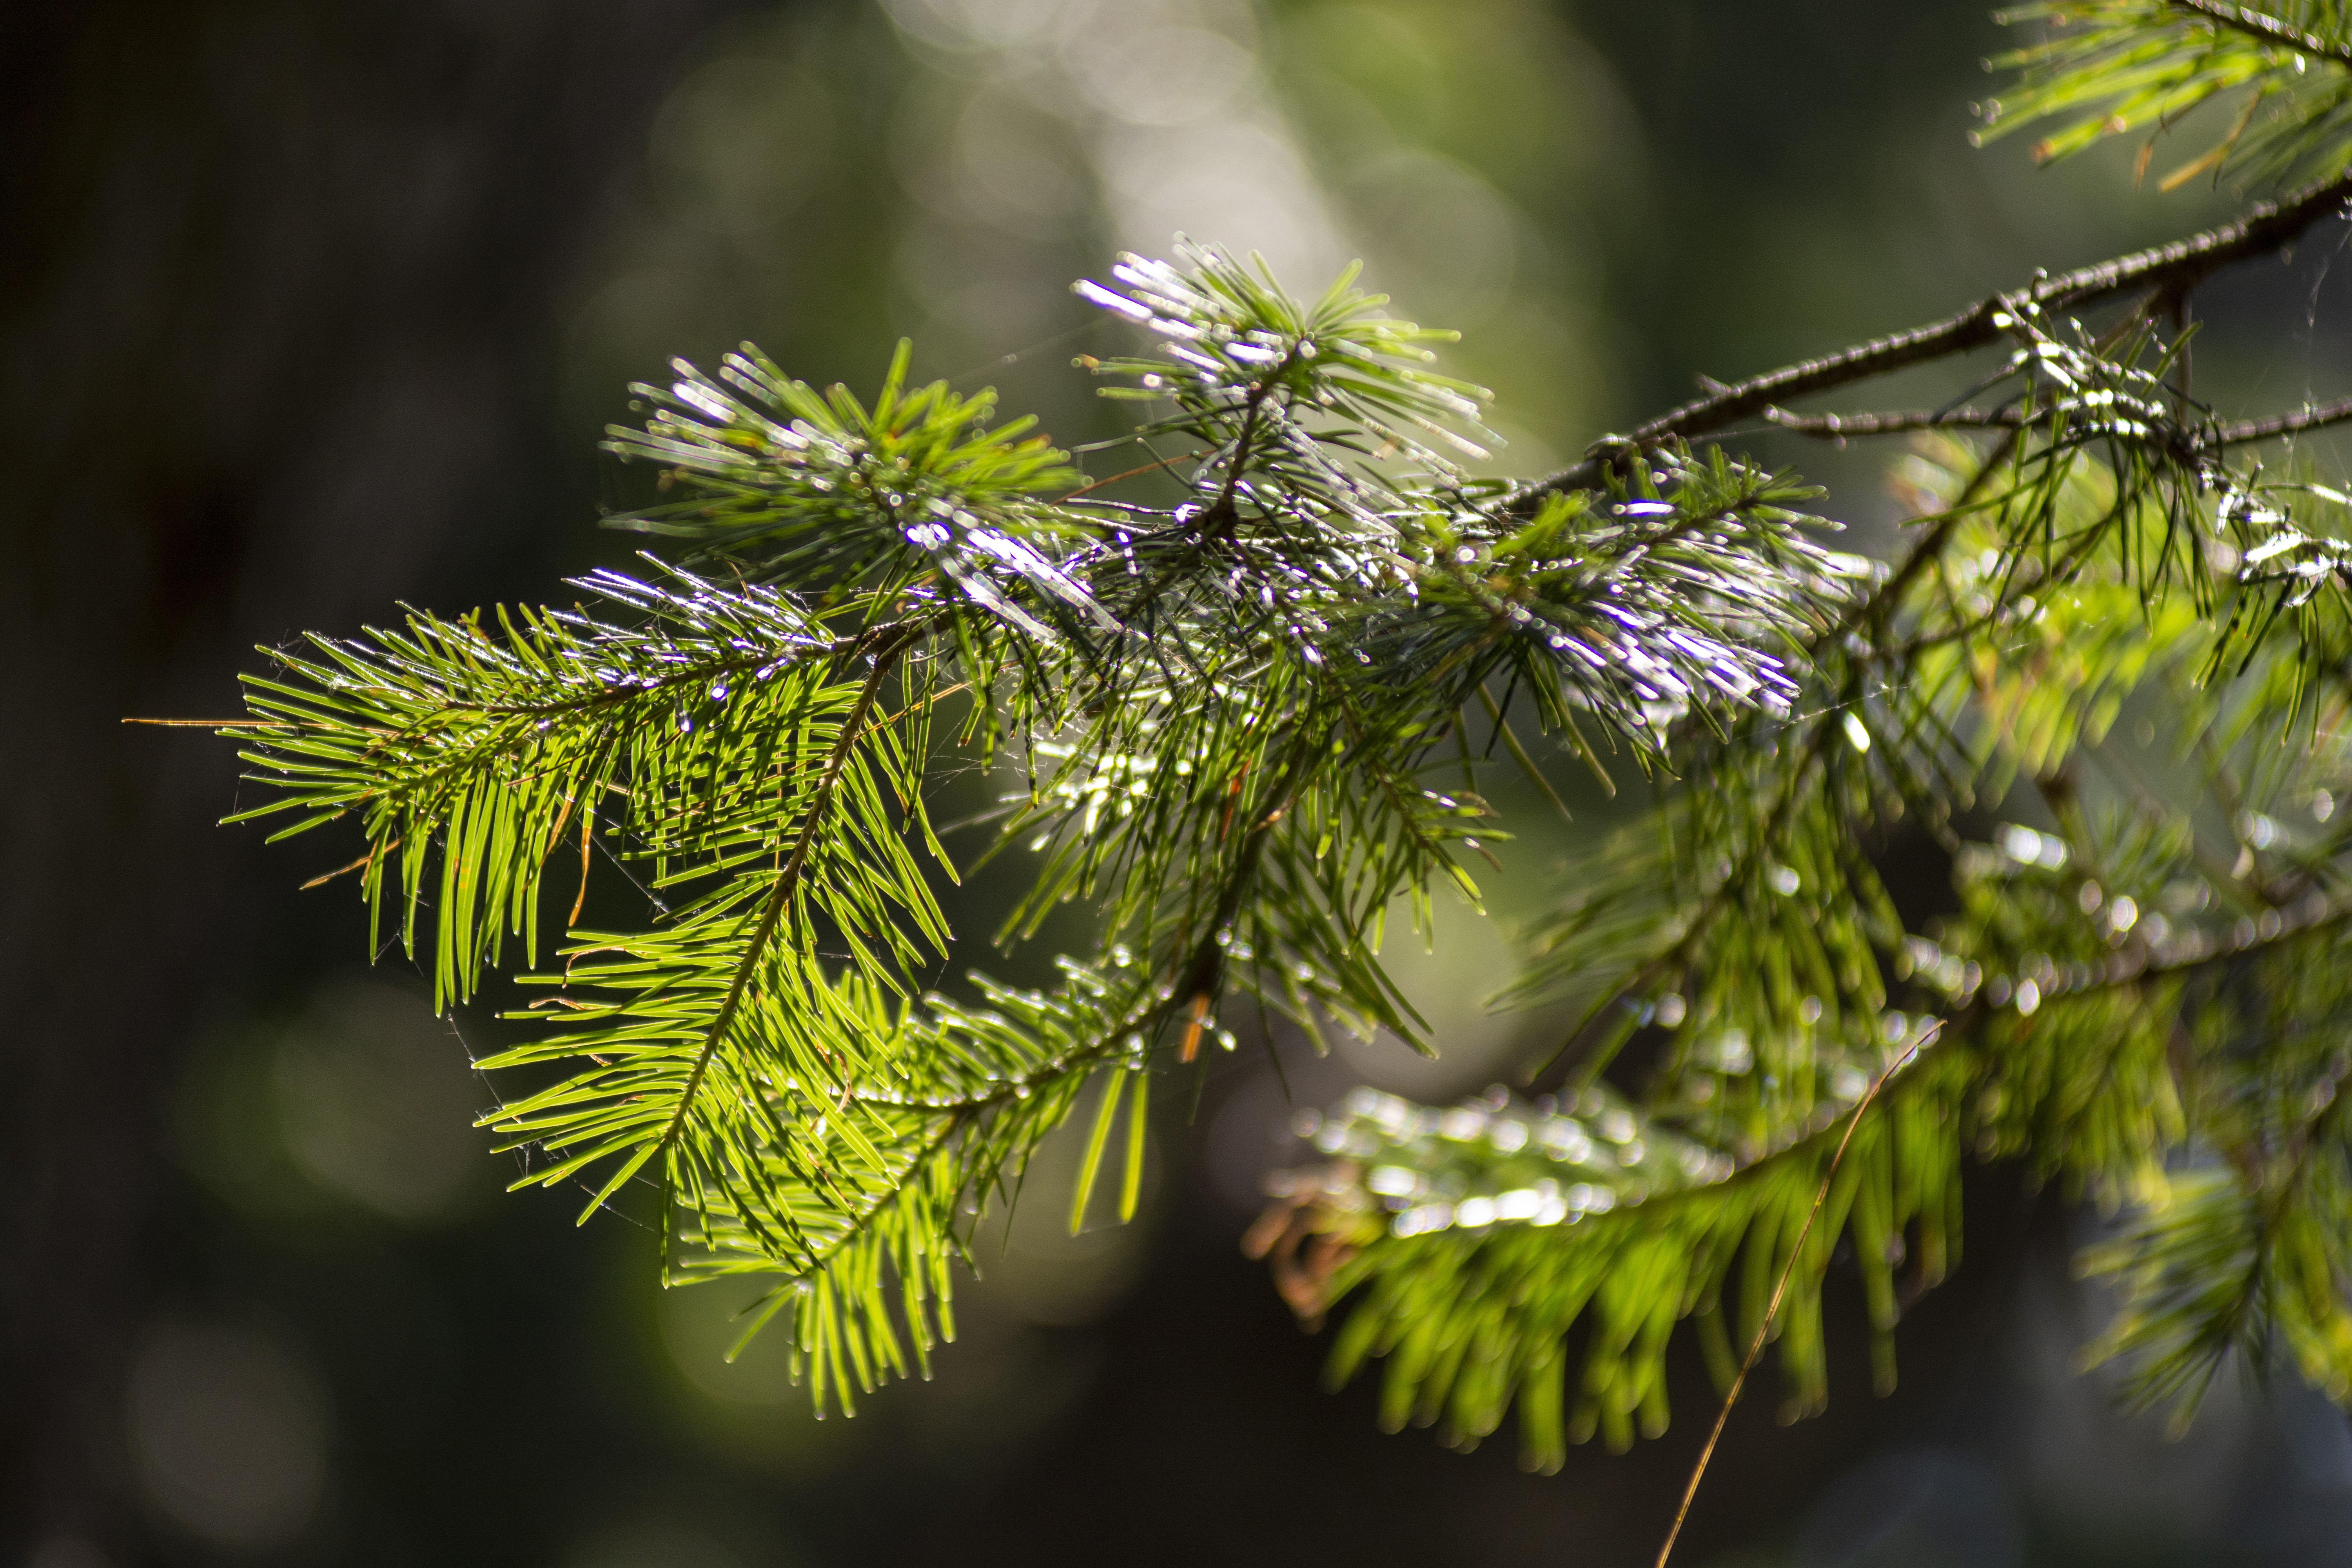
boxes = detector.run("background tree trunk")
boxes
[0,4,738,1552]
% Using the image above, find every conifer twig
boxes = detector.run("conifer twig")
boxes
[1762,394,2352,446]
[2172,0,2352,67]
[659,623,914,1151]
[2211,394,2352,445]
[1534,167,2352,495]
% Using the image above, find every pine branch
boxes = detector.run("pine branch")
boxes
[1267,822,2352,1466]
[659,622,916,1153]
[204,37,2352,1454]
[678,959,1157,1411]
[2173,0,2352,67]
[1987,2,2352,186]
[229,570,919,1007]
[1260,1040,1961,1468]
[2081,944,2352,1422]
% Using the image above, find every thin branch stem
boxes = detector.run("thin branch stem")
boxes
[1763,406,2019,439]
[1655,1029,1932,1568]
[1762,393,2352,446]
[1061,448,1206,500]
[1533,168,2352,494]
[2214,393,2352,444]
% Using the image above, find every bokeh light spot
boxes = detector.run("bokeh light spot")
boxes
[127,1321,328,1550]
[274,978,488,1222]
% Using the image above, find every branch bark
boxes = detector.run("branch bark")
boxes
[1762,393,2352,446]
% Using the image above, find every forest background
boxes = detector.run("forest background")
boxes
[6,0,2352,1564]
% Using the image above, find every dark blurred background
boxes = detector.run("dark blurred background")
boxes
[7,2,2352,1564]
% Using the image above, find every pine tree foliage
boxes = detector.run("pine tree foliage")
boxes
[217,0,2352,1475]
[1984,0,2352,187]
